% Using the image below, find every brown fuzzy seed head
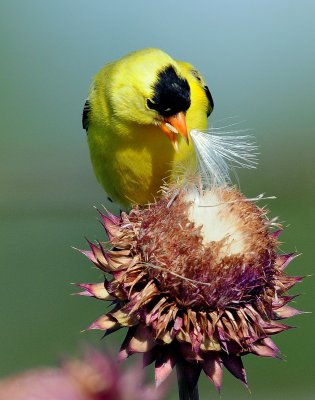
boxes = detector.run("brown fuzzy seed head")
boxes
[136,188,276,309]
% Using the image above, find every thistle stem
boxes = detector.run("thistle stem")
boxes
[176,359,200,400]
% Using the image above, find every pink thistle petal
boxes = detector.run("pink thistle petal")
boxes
[272,295,298,309]
[143,347,159,367]
[270,229,283,239]
[263,337,280,352]
[100,213,121,241]
[251,338,280,358]
[100,209,121,225]
[145,297,168,326]
[221,354,248,386]
[128,325,155,353]
[174,316,183,332]
[156,330,173,345]
[281,276,304,291]
[73,288,94,297]
[216,320,228,353]
[87,314,118,331]
[179,342,203,362]
[105,251,133,270]
[100,326,121,339]
[155,351,176,387]
[110,309,138,327]
[277,253,299,270]
[119,327,138,361]
[274,305,302,319]
[74,282,114,300]
[262,321,292,335]
[202,355,223,392]
[97,209,121,241]
[73,248,99,266]
[186,313,202,353]
[190,333,202,354]
[86,239,108,268]
[112,269,126,281]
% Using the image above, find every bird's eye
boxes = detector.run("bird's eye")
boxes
[147,99,156,110]
[191,69,201,82]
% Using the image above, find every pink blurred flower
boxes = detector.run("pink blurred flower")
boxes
[0,348,164,400]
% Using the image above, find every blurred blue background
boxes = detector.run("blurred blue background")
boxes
[1,1,314,398]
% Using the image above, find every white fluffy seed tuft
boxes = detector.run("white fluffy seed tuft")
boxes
[190,123,258,188]
[186,189,246,257]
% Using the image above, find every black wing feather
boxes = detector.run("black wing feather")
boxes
[82,99,90,131]
[204,86,214,117]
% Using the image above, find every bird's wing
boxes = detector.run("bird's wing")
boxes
[204,85,214,117]
[177,61,214,118]
[82,99,90,131]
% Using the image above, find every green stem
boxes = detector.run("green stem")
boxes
[176,360,200,400]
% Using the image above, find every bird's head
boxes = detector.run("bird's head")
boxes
[104,48,213,151]
[145,63,191,151]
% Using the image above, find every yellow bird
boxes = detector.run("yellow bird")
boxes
[83,48,213,207]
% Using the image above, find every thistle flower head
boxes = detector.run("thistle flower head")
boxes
[0,348,164,400]
[77,185,302,392]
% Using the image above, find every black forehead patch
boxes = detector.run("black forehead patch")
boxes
[148,65,191,117]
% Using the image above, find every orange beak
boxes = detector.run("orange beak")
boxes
[160,111,189,152]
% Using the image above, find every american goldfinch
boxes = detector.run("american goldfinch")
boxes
[83,48,213,207]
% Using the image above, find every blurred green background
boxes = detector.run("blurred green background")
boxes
[1,1,314,398]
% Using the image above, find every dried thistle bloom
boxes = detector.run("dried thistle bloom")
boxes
[0,348,164,400]
[77,185,302,396]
